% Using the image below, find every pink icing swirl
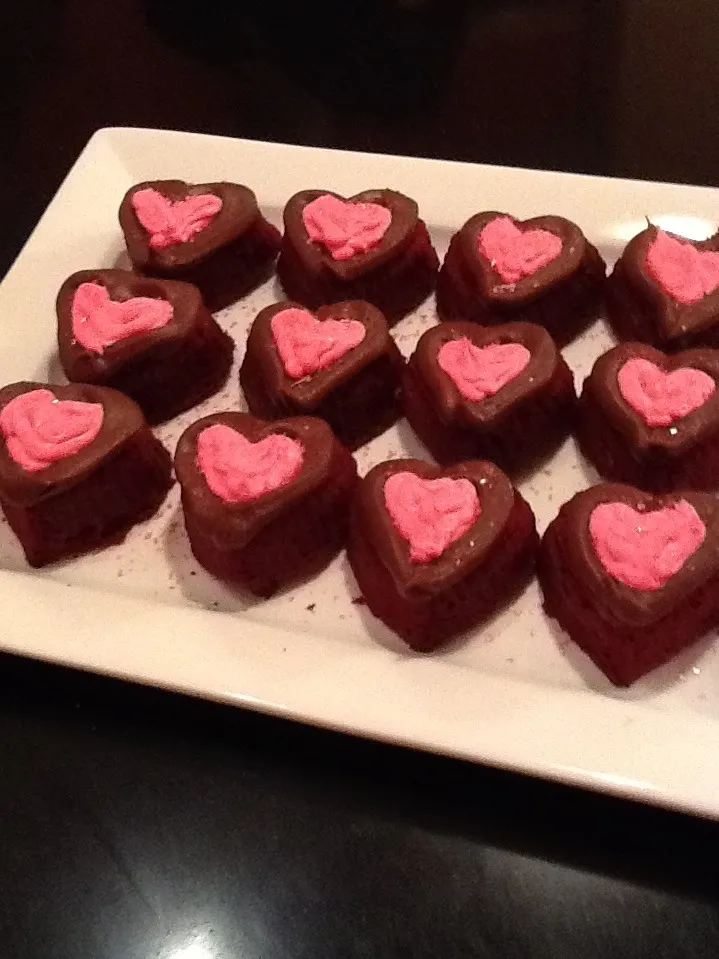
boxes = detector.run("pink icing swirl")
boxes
[618,357,715,428]
[437,338,531,402]
[646,229,719,304]
[0,389,104,473]
[72,282,174,354]
[132,188,223,250]
[197,424,304,504]
[478,216,562,284]
[384,471,480,563]
[589,500,705,591]
[270,307,366,379]
[302,194,392,261]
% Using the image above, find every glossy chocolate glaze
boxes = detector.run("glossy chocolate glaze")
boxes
[174,412,340,550]
[409,320,560,430]
[282,189,419,282]
[354,458,518,598]
[581,342,719,453]
[57,269,207,382]
[550,483,719,627]
[457,211,590,304]
[119,179,261,272]
[0,382,147,505]
[613,225,719,341]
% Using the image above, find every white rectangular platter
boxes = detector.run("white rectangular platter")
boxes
[2,127,719,818]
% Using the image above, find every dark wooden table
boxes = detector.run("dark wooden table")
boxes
[3,2,719,956]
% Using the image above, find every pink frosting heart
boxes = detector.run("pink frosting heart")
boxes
[646,230,719,304]
[384,471,480,563]
[132,188,223,250]
[71,282,174,354]
[0,389,104,473]
[197,424,304,504]
[302,194,392,261]
[589,499,705,591]
[479,216,563,284]
[437,338,532,402]
[270,307,366,379]
[617,357,715,427]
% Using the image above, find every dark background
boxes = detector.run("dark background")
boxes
[2,1,719,957]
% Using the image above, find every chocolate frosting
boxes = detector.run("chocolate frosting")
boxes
[554,483,719,626]
[174,412,339,549]
[617,225,719,340]
[119,180,261,272]
[282,189,419,282]
[410,320,560,429]
[583,342,719,453]
[0,381,146,505]
[56,269,206,382]
[355,458,518,598]
[244,300,396,408]
[457,212,588,305]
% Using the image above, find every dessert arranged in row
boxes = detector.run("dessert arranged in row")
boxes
[0,383,715,689]
[112,178,719,349]
[57,259,719,491]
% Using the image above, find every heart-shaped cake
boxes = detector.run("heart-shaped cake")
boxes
[464,213,581,292]
[277,189,439,324]
[174,412,358,597]
[358,460,511,591]
[348,458,538,650]
[120,180,259,270]
[56,269,234,426]
[119,179,281,312]
[0,381,171,566]
[606,224,719,349]
[240,300,404,450]
[436,211,606,346]
[283,190,417,281]
[577,342,719,491]
[402,320,576,474]
[538,483,719,685]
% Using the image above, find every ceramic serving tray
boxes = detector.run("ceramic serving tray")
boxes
[1,127,718,817]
